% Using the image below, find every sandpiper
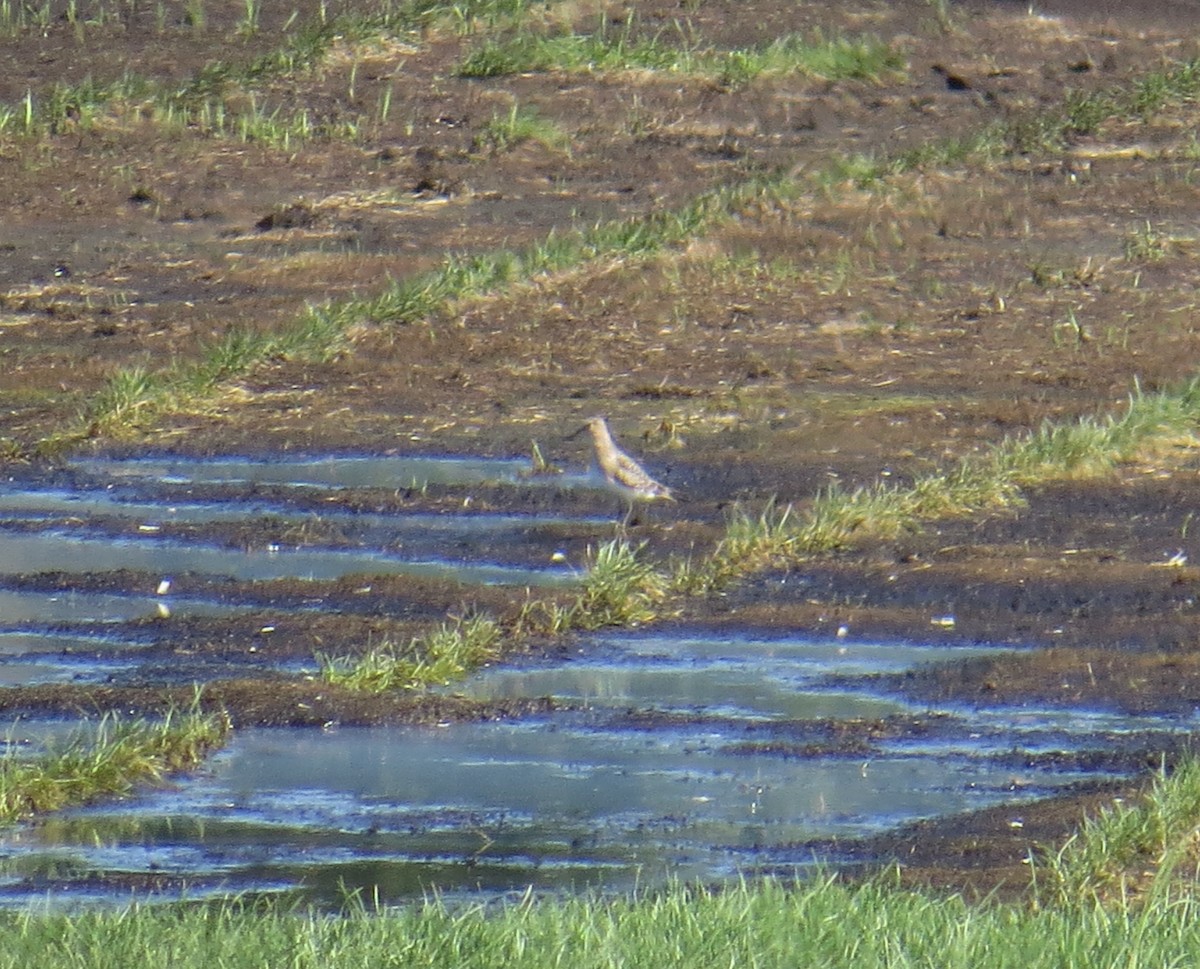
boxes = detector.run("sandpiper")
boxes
[580,416,675,502]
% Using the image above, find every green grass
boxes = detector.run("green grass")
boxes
[40,174,759,450]
[5,737,1200,964]
[674,499,798,594]
[715,31,904,89]
[559,540,671,630]
[458,21,689,77]
[325,541,670,691]
[1124,221,1171,262]
[0,706,230,824]
[677,379,1200,591]
[6,863,1200,968]
[996,379,1200,481]
[833,56,1200,188]
[322,613,503,691]
[37,319,347,450]
[83,366,162,433]
[9,8,1200,935]
[458,26,902,87]
[12,71,347,148]
[513,540,671,636]
[0,0,553,141]
[474,102,571,153]
[1039,760,1200,910]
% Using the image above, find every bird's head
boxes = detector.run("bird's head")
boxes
[566,415,608,441]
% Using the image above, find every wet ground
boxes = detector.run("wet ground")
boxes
[2,0,1200,903]
[0,453,1196,905]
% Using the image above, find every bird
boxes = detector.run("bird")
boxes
[578,416,675,502]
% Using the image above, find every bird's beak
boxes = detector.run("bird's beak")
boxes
[565,423,590,441]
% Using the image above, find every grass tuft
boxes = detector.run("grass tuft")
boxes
[995,380,1200,482]
[474,102,571,154]
[1,0,549,143]
[1038,759,1200,910]
[674,500,796,593]
[0,706,230,825]
[322,613,503,692]
[458,25,901,87]
[681,379,1200,592]
[84,367,162,434]
[566,540,671,630]
[325,542,671,692]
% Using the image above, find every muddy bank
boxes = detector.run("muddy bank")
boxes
[824,779,1143,901]
[0,680,562,728]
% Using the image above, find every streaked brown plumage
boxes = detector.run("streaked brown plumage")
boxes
[583,416,674,501]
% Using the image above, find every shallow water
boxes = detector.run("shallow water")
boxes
[0,717,1103,908]
[1,454,600,592]
[0,455,593,680]
[0,487,605,533]
[0,456,1187,908]
[0,529,570,587]
[0,587,238,626]
[75,454,593,492]
[0,630,1189,908]
[460,635,1001,717]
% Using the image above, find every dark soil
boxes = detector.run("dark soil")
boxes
[0,679,562,726]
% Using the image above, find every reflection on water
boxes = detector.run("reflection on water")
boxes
[0,631,1185,909]
[0,489,603,532]
[0,632,126,656]
[75,455,567,490]
[458,634,1002,718]
[0,530,570,587]
[0,455,597,691]
[0,720,1087,908]
[0,459,1186,907]
[0,455,586,596]
[0,588,236,625]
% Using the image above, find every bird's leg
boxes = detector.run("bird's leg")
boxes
[620,499,643,530]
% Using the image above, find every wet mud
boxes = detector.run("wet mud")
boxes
[0,679,562,727]
[813,779,1141,901]
[5,448,1200,899]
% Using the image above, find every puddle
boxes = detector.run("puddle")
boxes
[0,718,1098,908]
[0,659,123,687]
[0,633,125,656]
[0,488,603,533]
[458,634,1004,719]
[75,455,590,492]
[0,718,118,754]
[0,529,570,587]
[0,588,235,625]
[0,458,1187,908]
[0,632,141,686]
[0,455,598,692]
[0,630,1186,908]
[0,455,602,601]
[0,638,153,690]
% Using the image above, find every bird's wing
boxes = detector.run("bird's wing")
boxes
[616,454,660,488]
[614,451,673,498]
[613,450,647,477]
